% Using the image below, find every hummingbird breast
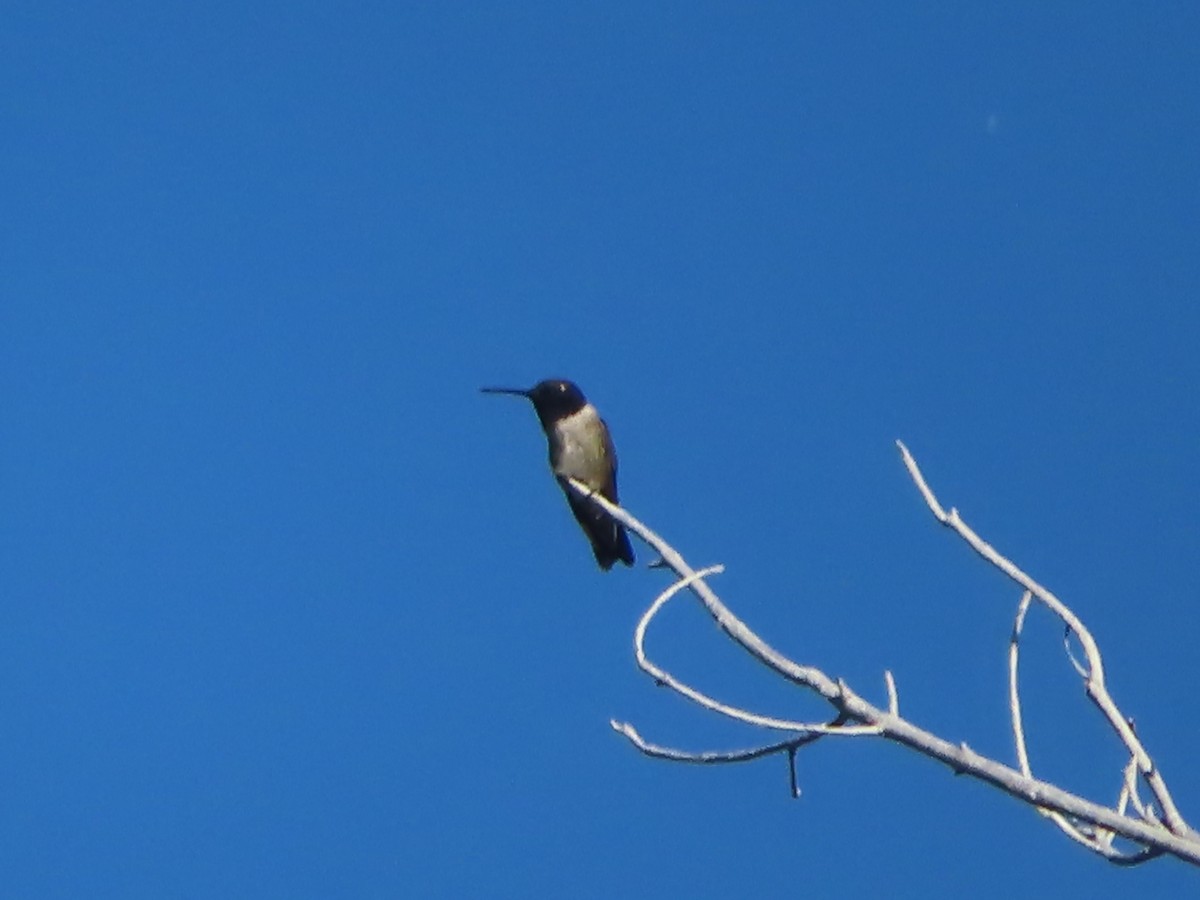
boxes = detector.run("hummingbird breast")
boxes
[549,405,610,490]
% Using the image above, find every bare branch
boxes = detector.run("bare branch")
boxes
[563,448,1200,867]
[884,670,899,716]
[631,565,881,737]
[609,720,827,766]
[1008,591,1035,781]
[896,441,1190,838]
[1007,591,1124,861]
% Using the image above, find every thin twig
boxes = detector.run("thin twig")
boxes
[1006,593,1107,850]
[609,721,821,765]
[1009,591,1035,780]
[884,670,899,716]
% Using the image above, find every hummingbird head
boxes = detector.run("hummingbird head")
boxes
[481,379,588,428]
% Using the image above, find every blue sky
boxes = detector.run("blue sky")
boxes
[2,3,1198,896]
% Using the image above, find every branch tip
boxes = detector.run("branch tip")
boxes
[884,670,899,715]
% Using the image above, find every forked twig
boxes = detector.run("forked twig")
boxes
[896,440,1189,840]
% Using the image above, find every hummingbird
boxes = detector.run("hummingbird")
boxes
[481,379,635,570]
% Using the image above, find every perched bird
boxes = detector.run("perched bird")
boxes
[481,379,635,570]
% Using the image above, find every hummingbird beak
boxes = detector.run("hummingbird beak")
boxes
[480,387,531,398]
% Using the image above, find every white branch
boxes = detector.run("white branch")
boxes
[884,670,899,716]
[1008,591,1035,781]
[609,720,820,765]
[896,441,1190,839]
[631,565,883,737]
[563,446,1200,868]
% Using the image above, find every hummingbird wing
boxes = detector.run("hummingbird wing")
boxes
[599,416,619,501]
[599,417,634,565]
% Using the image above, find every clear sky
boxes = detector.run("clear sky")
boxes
[2,3,1198,897]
